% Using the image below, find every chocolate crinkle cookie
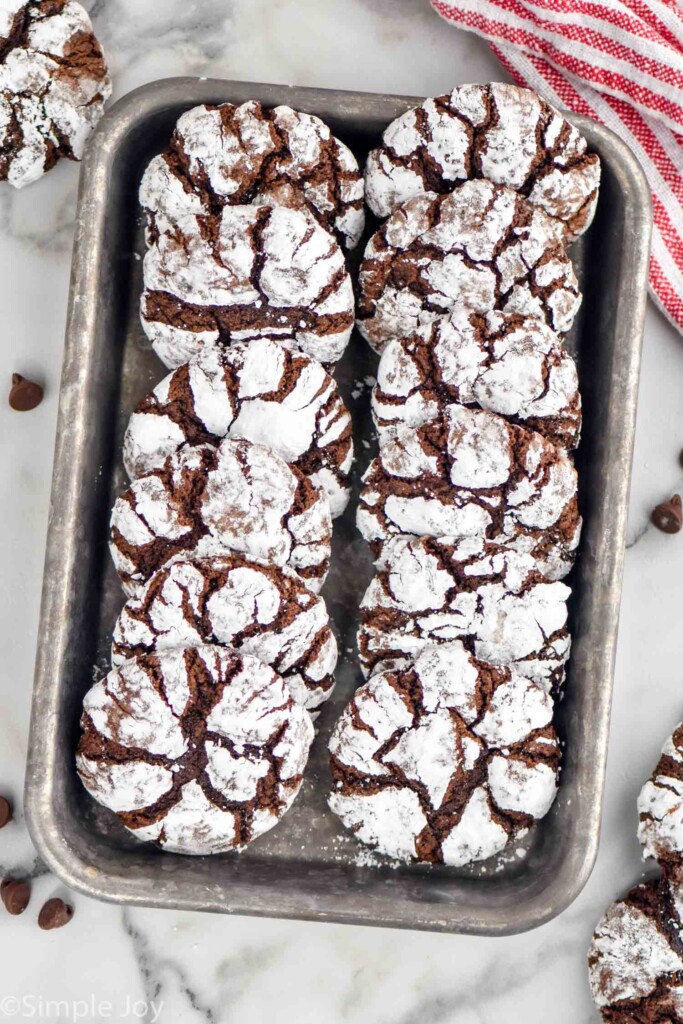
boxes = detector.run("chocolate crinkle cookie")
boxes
[123,337,353,518]
[357,534,571,694]
[365,82,600,241]
[638,721,683,870]
[357,404,581,580]
[109,437,332,598]
[588,876,683,1023]
[372,305,581,450]
[140,100,365,250]
[356,180,581,354]
[0,0,110,188]
[328,643,560,866]
[76,646,314,855]
[111,554,337,714]
[141,203,355,369]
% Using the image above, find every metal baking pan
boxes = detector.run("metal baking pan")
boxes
[25,77,651,935]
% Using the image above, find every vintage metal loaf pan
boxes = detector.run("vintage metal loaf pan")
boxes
[25,77,651,934]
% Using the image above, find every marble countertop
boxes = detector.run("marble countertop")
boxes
[2,1,682,1021]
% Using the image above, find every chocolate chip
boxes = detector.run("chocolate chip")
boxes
[38,897,73,930]
[9,373,43,411]
[1,878,30,915]
[0,796,12,828]
[651,495,683,534]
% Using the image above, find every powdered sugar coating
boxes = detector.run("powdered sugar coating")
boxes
[123,338,353,518]
[638,721,683,868]
[76,645,314,855]
[372,305,581,450]
[358,404,581,580]
[588,878,683,1019]
[356,180,581,354]
[141,204,355,368]
[0,0,111,188]
[365,83,600,240]
[109,437,332,597]
[140,100,365,249]
[358,534,571,693]
[111,554,337,713]
[328,643,559,865]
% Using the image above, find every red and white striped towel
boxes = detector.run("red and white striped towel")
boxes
[430,0,683,334]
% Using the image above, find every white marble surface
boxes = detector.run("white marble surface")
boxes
[1,1,682,1021]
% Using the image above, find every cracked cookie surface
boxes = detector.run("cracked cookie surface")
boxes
[588,876,683,1023]
[111,554,338,714]
[638,721,683,870]
[365,82,600,241]
[0,0,110,187]
[356,179,581,354]
[123,337,353,518]
[357,404,581,580]
[357,534,571,694]
[140,100,365,250]
[109,437,332,598]
[141,203,355,368]
[76,645,314,855]
[328,643,559,865]
[372,305,581,450]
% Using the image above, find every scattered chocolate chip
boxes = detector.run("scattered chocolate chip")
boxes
[38,897,73,930]
[651,494,683,534]
[9,373,43,412]
[1,878,30,915]
[0,796,12,828]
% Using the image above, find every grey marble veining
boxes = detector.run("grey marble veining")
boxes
[1,1,681,1022]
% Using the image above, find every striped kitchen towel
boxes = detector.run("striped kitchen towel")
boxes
[430,0,683,334]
